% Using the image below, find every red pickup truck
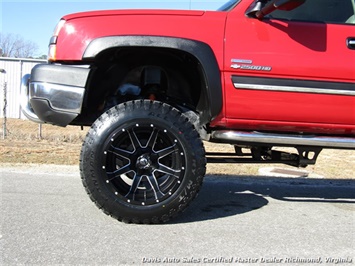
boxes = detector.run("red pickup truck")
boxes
[21,0,355,223]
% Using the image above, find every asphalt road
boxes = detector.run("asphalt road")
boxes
[1,165,354,265]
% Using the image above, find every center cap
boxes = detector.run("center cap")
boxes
[136,154,152,170]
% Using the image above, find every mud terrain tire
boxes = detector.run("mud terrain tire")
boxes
[80,100,206,223]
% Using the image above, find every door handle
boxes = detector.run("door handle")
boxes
[347,38,355,50]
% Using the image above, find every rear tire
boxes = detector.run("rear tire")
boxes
[80,100,206,223]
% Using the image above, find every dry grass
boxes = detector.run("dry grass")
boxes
[1,118,354,179]
[1,118,87,165]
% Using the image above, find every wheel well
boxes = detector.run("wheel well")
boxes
[77,47,207,125]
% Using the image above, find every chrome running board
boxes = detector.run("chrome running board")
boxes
[211,130,355,149]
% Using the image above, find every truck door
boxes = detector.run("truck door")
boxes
[223,0,355,134]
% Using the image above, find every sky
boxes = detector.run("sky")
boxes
[0,0,228,57]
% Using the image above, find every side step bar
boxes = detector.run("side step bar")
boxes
[211,131,355,149]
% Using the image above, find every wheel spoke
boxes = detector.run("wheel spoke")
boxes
[146,174,165,200]
[109,146,132,158]
[107,165,133,180]
[127,128,142,150]
[125,174,142,200]
[156,164,181,178]
[156,144,177,159]
[146,128,159,149]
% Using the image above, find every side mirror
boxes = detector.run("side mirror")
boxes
[250,0,305,20]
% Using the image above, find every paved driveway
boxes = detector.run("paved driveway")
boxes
[1,165,354,265]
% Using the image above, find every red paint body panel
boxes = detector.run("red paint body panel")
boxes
[54,0,355,135]
[56,9,227,68]
[217,0,355,134]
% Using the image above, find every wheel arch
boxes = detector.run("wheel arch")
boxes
[83,36,222,124]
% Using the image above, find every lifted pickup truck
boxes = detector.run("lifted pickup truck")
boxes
[21,0,355,223]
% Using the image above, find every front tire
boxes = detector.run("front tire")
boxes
[80,100,206,223]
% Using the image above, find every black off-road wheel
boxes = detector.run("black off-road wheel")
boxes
[80,100,206,223]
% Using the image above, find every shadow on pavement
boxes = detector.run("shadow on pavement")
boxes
[173,175,355,224]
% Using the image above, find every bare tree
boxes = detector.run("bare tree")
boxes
[0,32,39,58]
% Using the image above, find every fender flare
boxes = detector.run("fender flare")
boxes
[83,35,222,123]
